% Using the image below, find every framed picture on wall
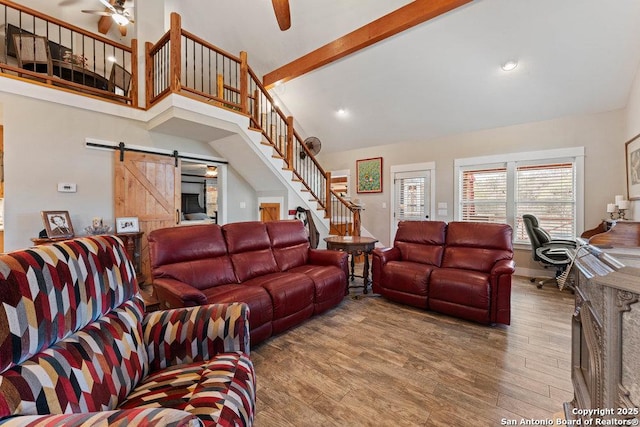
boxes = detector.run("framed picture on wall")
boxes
[356,157,383,193]
[42,210,74,238]
[626,133,640,200]
[115,217,140,233]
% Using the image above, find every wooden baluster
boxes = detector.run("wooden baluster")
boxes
[217,74,224,106]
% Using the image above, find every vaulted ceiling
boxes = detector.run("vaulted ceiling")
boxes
[25,1,640,153]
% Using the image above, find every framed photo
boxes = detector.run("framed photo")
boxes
[42,210,74,238]
[626,133,640,200]
[115,217,140,233]
[356,157,383,193]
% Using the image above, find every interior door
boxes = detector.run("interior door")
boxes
[114,151,180,282]
[393,170,431,235]
[260,203,280,222]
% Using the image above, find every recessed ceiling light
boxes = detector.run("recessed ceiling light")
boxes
[501,60,518,72]
[107,56,117,63]
[337,108,347,116]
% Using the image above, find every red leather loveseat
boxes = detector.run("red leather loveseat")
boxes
[148,220,349,345]
[372,221,515,325]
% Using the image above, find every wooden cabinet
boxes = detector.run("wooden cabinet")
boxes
[564,245,640,424]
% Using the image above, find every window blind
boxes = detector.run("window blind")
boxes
[460,167,507,223]
[395,173,427,220]
[515,162,575,241]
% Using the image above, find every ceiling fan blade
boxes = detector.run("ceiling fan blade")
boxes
[119,25,127,37]
[99,0,115,11]
[98,14,112,34]
[271,0,291,31]
[81,9,112,16]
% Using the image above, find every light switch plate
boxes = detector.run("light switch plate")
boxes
[58,183,77,193]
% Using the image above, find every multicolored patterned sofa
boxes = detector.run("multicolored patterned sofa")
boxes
[0,235,255,426]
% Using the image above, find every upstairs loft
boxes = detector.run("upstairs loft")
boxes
[0,1,361,237]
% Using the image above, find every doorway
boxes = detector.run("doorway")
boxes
[390,162,435,243]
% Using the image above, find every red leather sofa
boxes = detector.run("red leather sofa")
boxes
[148,220,349,345]
[372,221,515,325]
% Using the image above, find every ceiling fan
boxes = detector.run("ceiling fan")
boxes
[82,0,134,36]
[271,0,291,31]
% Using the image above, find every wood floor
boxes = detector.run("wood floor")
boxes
[250,274,575,426]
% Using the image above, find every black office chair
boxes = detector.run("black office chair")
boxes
[522,214,577,289]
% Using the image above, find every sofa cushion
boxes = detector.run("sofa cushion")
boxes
[289,264,346,314]
[441,222,513,272]
[244,273,314,316]
[381,260,434,296]
[149,225,238,290]
[223,222,279,282]
[267,220,310,270]
[394,221,446,266]
[0,298,147,418]
[202,284,274,337]
[119,352,255,426]
[0,235,138,374]
[429,268,491,310]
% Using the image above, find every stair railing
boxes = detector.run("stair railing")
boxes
[146,12,359,235]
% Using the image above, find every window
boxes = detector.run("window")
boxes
[455,148,584,244]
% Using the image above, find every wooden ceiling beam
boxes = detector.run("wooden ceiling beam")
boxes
[263,0,473,89]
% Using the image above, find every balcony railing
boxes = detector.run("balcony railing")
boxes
[147,13,359,235]
[0,0,136,106]
[0,5,357,235]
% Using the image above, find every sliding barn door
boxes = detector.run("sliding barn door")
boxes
[114,151,180,282]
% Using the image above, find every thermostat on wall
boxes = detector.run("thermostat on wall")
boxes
[57,183,77,193]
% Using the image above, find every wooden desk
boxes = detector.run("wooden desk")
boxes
[324,236,378,294]
[31,232,145,284]
[581,220,640,247]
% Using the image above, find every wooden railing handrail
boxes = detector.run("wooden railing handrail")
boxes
[0,0,131,52]
[148,31,171,57]
[181,29,242,64]
[292,128,328,177]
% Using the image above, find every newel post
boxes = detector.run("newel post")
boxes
[325,171,332,219]
[353,207,362,236]
[240,51,248,114]
[130,39,138,108]
[145,41,153,107]
[286,116,294,170]
[169,12,182,93]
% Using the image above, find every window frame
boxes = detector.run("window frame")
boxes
[454,147,585,247]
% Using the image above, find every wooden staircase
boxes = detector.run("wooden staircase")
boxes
[145,13,360,236]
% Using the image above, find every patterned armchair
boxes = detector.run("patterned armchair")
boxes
[0,236,255,426]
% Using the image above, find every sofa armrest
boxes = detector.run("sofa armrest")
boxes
[491,259,516,277]
[372,247,401,265]
[0,408,203,426]
[310,248,349,276]
[143,303,250,372]
[153,277,208,308]
[309,248,348,267]
[490,259,515,325]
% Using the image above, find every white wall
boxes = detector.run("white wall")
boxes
[318,109,625,271]
[0,90,256,250]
